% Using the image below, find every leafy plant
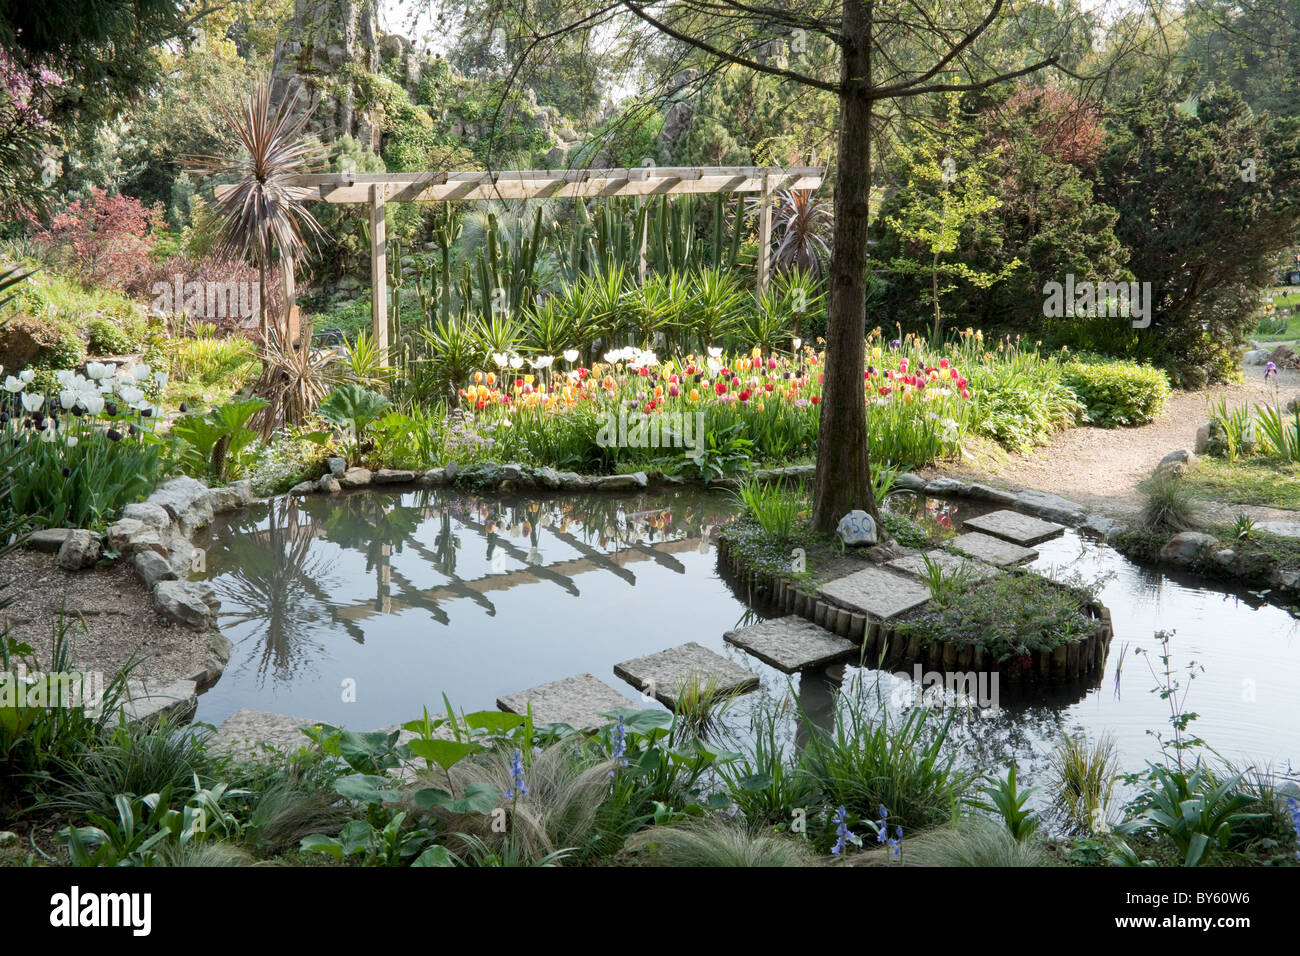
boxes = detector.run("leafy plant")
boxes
[973,762,1041,841]
[316,384,392,466]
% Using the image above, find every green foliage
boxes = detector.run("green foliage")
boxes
[905,818,1055,867]
[316,384,393,466]
[973,762,1041,841]
[626,817,811,867]
[1048,733,1119,836]
[1063,360,1170,427]
[731,478,802,539]
[169,397,268,483]
[1138,473,1200,533]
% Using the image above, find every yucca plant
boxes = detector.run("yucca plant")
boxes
[769,188,833,278]
[688,267,746,353]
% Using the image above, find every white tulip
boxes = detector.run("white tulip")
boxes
[86,362,107,380]
[153,370,169,389]
[3,376,24,393]
[508,354,524,369]
[59,390,78,410]
[707,347,723,358]
[21,392,43,411]
[132,364,151,381]
[533,355,555,369]
[492,352,509,368]
[563,349,579,363]
[118,385,144,406]
[55,370,75,388]
[65,435,78,447]
[19,369,34,384]
[81,393,105,416]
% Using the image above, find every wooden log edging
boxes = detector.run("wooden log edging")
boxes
[716,532,1114,684]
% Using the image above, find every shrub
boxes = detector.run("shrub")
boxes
[34,188,163,294]
[1063,360,1170,427]
[904,818,1055,867]
[1138,473,1200,532]
[625,817,812,866]
[86,317,137,355]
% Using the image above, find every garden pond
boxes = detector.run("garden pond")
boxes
[192,486,1300,785]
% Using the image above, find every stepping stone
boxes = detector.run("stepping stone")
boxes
[111,678,196,729]
[724,616,858,673]
[497,674,634,729]
[614,642,759,709]
[948,531,1039,566]
[887,550,1000,581]
[962,509,1064,547]
[818,565,932,621]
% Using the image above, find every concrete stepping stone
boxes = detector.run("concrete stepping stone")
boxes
[948,531,1039,566]
[723,616,857,673]
[962,508,1064,547]
[497,673,635,729]
[818,565,932,621]
[209,709,317,761]
[887,550,1000,581]
[614,642,759,709]
[112,678,196,729]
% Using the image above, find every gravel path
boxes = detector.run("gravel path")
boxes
[934,365,1300,523]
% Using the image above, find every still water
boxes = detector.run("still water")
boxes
[193,487,1299,779]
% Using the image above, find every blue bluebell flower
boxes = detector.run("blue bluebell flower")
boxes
[831,805,854,857]
[888,825,903,858]
[1287,796,1300,861]
[875,805,889,843]
[609,716,628,777]
[504,749,529,799]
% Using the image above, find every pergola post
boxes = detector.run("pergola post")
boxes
[369,184,388,358]
[756,170,774,298]
[281,254,299,345]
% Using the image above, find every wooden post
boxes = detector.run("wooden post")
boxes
[281,254,299,347]
[637,201,648,281]
[369,184,388,358]
[756,170,773,298]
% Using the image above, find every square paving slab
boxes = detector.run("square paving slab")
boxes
[818,565,932,620]
[962,509,1064,547]
[887,549,1001,581]
[724,616,858,673]
[497,674,634,729]
[947,531,1039,566]
[614,642,759,709]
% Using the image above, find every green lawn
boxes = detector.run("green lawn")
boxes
[1254,288,1300,340]
[1184,455,1300,510]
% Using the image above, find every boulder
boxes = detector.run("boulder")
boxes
[1158,449,1195,468]
[26,528,74,553]
[420,468,449,487]
[106,518,146,553]
[338,468,374,489]
[893,473,927,493]
[1194,422,1213,455]
[1257,520,1300,538]
[133,550,178,590]
[1159,531,1218,566]
[146,476,215,532]
[536,466,562,490]
[317,475,341,494]
[965,483,1019,506]
[1269,567,1300,590]
[208,482,252,513]
[1014,489,1086,524]
[1082,514,1124,537]
[327,457,347,477]
[1212,549,1237,569]
[373,468,416,485]
[154,581,218,630]
[836,510,878,546]
[1269,344,1300,369]
[497,463,524,481]
[1243,348,1272,366]
[444,461,460,480]
[56,530,100,570]
[120,501,172,530]
[593,474,641,492]
[924,477,968,496]
[290,480,317,496]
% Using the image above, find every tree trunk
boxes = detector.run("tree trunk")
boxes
[811,0,878,534]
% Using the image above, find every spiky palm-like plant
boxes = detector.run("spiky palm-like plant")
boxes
[771,188,832,278]
[203,80,325,349]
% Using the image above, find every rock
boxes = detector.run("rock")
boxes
[373,468,416,484]
[1243,348,1272,366]
[1287,394,1300,414]
[964,509,1066,546]
[121,502,172,530]
[497,674,635,729]
[1212,549,1237,568]
[1013,489,1086,524]
[630,471,649,488]
[1154,461,1186,479]
[820,566,933,621]
[290,480,316,495]
[123,528,170,559]
[1194,422,1213,455]
[497,463,523,481]
[147,476,214,533]
[419,468,448,487]
[1159,531,1219,566]
[208,483,251,513]
[536,466,562,490]
[444,460,460,480]
[1158,449,1195,467]
[106,518,145,553]
[556,471,587,490]
[614,642,759,709]
[114,678,197,728]
[836,510,878,546]
[593,474,641,492]
[1081,514,1124,538]
[723,616,858,673]
[1257,521,1300,538]
[1269,344,1300,369]
[893,473,927,493]
[338,467,373,489]
[316,475,341,494]
[923,477,968,496]
[0,831,16,846]
[188,632,235,690]
[27,528,74,553]
[1269,567,1300,590]
[154,581,218,630]
[327,457,347,477]
[55,530,100,570]
[964,483,1019,506]
[133,550,178,590]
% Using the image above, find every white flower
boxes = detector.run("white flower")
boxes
[66,435,79,447]
[492,352,509,367]
[707,346,723,359]
[563,349,579,363]
[22,392,43,411]
[19,369,34,384]
[81,392,105,416]
[130,364,151,382]
[86,362,107,380]
[118,384,145,406]
[3,376,25,393]
[603,350,620,364]
[508,354,524,369]
[532,355,555,370]
[153,370,169,389]
[55,370,75,388]
[792,338,803,350]
[59,390,78,410]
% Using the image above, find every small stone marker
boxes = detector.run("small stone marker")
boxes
[947,531,1038,567]
[818,565,932,621]
[963,508,1065,547]
[836,510,878,546]
[614,642,759,709]
[497,674,634,729]
[886,550,1000,581]
[724,616,858,673]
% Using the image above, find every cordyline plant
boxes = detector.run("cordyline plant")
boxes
[199,79,325,349]
[771,189,832,278]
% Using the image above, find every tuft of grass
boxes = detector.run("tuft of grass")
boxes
[904,817,1056,867]
[1138,473,1200,532]
[670,673,742,744]
[1183,456,1300,511]
[731,477,803,540]
[624,816,813,867]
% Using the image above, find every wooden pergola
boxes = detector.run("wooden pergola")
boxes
[220,165,824,353]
